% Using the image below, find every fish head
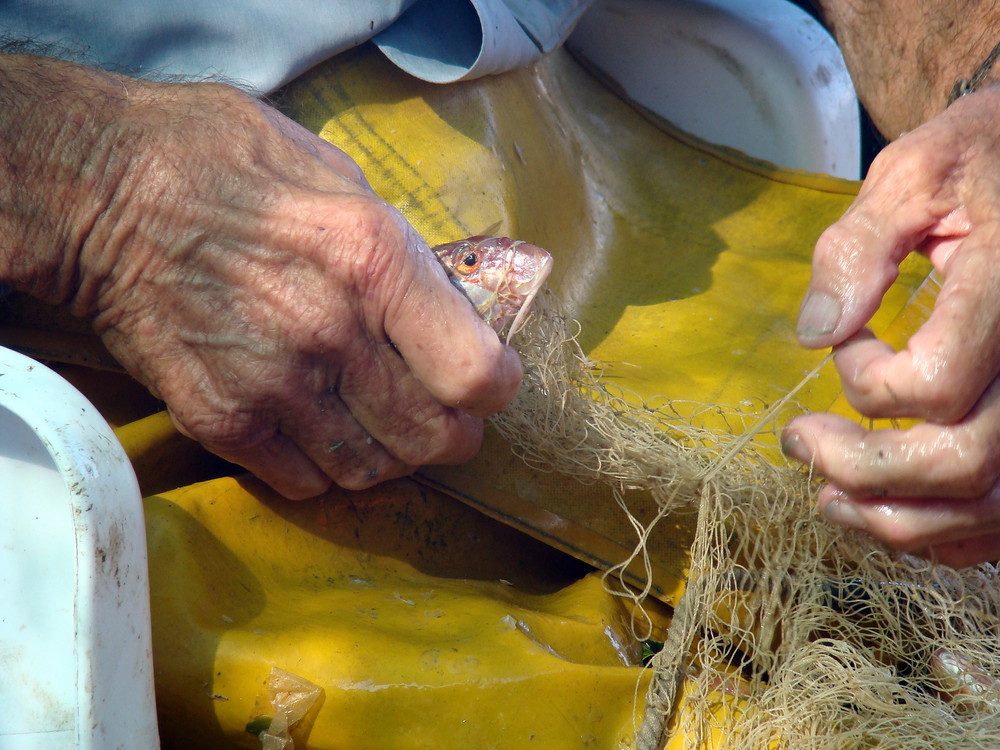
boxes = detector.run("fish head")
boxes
[434,235,553,341]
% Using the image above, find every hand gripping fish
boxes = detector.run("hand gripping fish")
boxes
[433,236,553,343]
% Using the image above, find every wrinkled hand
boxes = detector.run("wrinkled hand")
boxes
[781,86,1000,568]
[80,81,521,498]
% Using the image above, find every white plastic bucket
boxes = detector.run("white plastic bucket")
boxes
[0,346,159,749]
[568,0,861,179]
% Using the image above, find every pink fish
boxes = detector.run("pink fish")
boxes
[433,235,553,342]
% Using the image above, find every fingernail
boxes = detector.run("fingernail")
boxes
[781,433,809,463]
[797,291,841,341]
[822,495,868,531]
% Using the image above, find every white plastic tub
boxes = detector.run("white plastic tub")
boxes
[0,346,159,749]
[567,0,861,178]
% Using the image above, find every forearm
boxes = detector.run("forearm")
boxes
[0,54,142,308]
[815,1,1000,138]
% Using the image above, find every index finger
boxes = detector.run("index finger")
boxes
[925,530,1000,568]
[382,221,523,418]
[832,221,1000,421]
[783,412,991,499]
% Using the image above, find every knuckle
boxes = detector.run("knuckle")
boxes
[392,413,484,467]
[385,441,428,468]
[938,442,999,496]
[866,137,930,183]
[335,470,380,491]
[325,200,417,306]
[322,143,367,185]
[812,218,882,281]
[345,193,394,234]
[288,299,356,356]
[390,440,434,468]
[280,476,332,501]
[335,198,403,270]
[910,376,972,422]
[443,348,521,415]
[430,422,484,466]
[841,379,880,415]
[173,399,266,452]
[877,522,923,552]
[448,355,496,403]
[814,221,857,261]
[335,461,413,491]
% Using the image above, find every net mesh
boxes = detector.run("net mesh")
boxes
[493,292,1000,750]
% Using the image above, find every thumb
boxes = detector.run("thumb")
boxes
[795,212,907,349]
[383,223,523,418]
[796,151,953,349]
[797,121,973,349]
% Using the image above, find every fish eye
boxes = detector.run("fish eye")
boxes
[457,251,480,273]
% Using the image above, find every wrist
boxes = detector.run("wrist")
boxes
[0,54,146,310]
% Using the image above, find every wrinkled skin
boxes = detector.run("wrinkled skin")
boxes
[782,86,1000,568]
[0,56,522,498]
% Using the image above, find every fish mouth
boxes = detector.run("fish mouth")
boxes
[504,244,553,343]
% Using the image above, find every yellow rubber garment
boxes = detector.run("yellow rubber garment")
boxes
[283,45,930,605]
[144,476,660,749]
[27,359,670,748]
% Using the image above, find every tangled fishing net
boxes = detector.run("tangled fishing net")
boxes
[492,292,1000,750]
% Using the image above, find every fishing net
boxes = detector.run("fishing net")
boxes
[8,16,999,749]
[494,288,1000,749]
[277,42,1000,748]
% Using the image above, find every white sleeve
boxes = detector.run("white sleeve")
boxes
[0,0,413,92]
[0,0,591,91]
[374,0,592,82]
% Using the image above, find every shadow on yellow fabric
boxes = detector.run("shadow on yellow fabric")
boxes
[282,44,929,604]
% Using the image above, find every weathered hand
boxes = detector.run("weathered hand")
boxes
[782,86,1000,567]
[0,57,522,498]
